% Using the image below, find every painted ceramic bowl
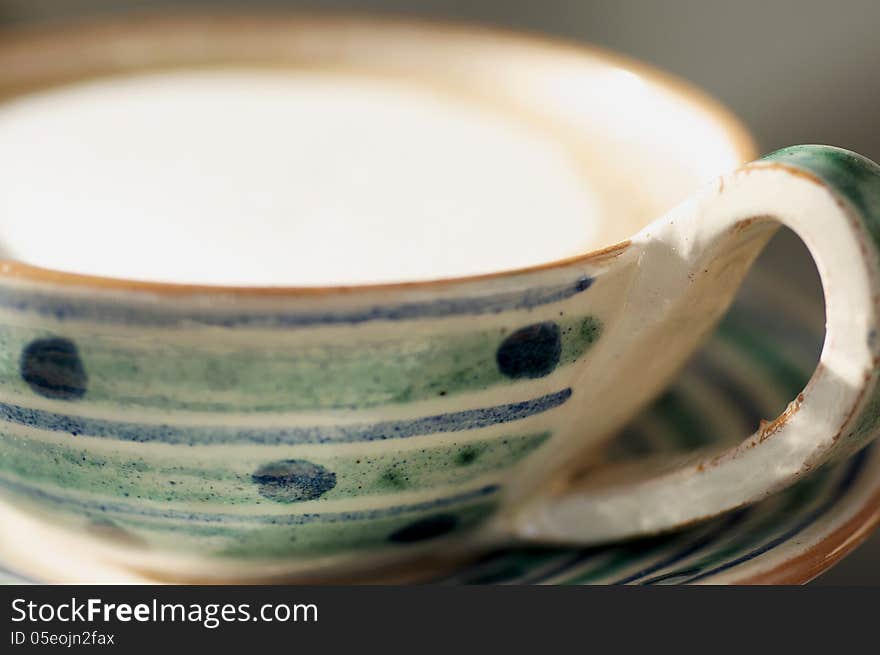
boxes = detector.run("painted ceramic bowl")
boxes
[0,14,879,582]
[2,242,878,584]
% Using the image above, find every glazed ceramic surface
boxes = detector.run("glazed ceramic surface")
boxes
[440,263,880,585]
[0,15,880,582]
[2,254,877,584]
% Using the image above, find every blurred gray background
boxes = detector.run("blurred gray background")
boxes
[0,0,877,583]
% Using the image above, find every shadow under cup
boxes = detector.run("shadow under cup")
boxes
[0,13,754,582]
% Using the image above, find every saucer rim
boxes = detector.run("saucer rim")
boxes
[737,481,880,584]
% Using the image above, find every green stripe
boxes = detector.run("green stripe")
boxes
[764,146,880,250]
[0,316,600,412]
[762,146,880,451]
[0,430,548,504]
[12,496,498,559]
[223,502,497,559]
[64,500,499,559]
[563,536,679,584]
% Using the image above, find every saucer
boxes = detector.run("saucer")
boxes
[1,254,878,584]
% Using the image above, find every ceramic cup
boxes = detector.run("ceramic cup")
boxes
[0,14,879,582]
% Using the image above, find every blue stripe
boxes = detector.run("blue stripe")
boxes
[0,276,593,328]
[610,509,751,585]
[0,476,499,525]
[513,550,606,584]
[431,550,530,585]
[0,389,571,445]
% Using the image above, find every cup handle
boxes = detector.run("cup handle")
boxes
[512,145,880,544]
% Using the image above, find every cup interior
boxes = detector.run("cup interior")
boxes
[0,15,752,287]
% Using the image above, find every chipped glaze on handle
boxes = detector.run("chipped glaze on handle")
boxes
[514,145,880,544]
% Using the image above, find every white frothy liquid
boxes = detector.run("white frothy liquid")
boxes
[0,70,600,286]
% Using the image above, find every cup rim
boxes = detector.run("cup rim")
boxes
[0,9,758,297]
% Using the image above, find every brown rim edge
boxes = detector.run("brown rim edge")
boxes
[0,240,632,297]
[0,9,756,297]
[736,484,880,585]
